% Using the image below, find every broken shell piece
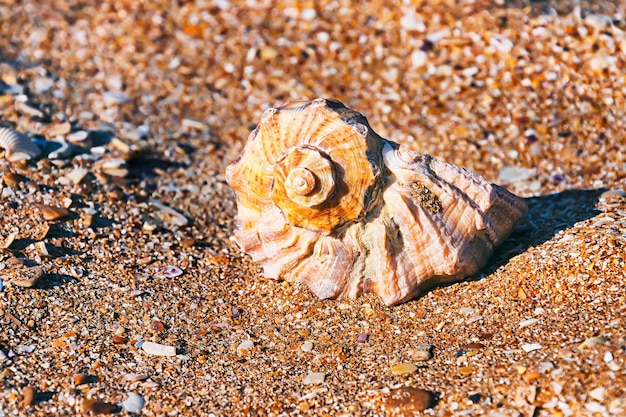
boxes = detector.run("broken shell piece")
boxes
[0,127,41,162]
[14,100,44,118]
[2,232,18,249]
[38,204,69,221]
[93,157,129,178]
[225,98,528,306]
[42,121,71,138]
[149,200,188,227]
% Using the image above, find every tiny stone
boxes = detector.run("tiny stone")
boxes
[301,341,313,352]
[409,345,433,361]
[468,392,481,404]
[390,363,417,375]
[356,333,368,343]
[603,352,613,363]
[302,371,325,385]
[461,342,485,351]
[142,341,176,356]
[72,373,89,385]
[121,392,145,414]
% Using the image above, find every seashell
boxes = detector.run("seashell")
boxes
[0,127,41,162]
[37,204,69,221]
[225,98,528,305]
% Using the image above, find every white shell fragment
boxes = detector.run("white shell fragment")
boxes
[121,392,145,413]
[149,200,189,227]
[0,127,41,162]
[141,341,176,356]
[302,371,325,385]
[226,99,528,306]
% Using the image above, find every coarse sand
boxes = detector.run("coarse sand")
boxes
[0,1,625,416]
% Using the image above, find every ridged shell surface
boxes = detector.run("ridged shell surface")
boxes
[0,127,41,162]
[226,98,528,305]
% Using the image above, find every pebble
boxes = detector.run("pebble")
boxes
[356,333,368,343]
[603,352,613,363]
[72,373,90,385]
[142,341,176,356]
[302,371,325,385]
[300,341,313,352]
[47,139,77,159]
[102,91,130,106]
[121,392,145,414]
[22,386,35,407]
[384,387,435,413]
[390,363,417,375]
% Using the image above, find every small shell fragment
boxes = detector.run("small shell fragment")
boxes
[154,265,183,278]
[521,343,543,352]
[121,392,145,414]
[302,371,325,385]
[38,205,69,221]
[237,340,254,355]
[82,399,120,414]
[0,127,41,162]
[2,232,17,249]
[141,341,176,356]
[123,373,149,382]
[149,200,188,227]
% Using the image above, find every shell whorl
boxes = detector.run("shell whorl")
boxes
[274,146,336,209]
[226,98,383,235]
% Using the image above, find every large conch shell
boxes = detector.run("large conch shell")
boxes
[226,98,528,305]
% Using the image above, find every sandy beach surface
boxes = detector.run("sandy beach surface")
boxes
[1,0,625,415]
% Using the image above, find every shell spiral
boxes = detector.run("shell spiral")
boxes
[226,98,528,305]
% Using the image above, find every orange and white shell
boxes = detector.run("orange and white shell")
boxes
[226,98,528,305]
